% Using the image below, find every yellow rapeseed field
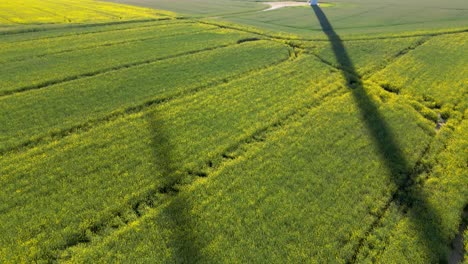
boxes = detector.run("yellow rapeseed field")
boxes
[0,0,175,25]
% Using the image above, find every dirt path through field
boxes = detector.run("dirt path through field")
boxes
[263,2,309,11]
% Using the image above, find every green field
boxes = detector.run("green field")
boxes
[107,0,468,37]
[0,0,467,263]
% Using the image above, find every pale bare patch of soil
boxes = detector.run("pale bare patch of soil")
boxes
[263,2,309,11]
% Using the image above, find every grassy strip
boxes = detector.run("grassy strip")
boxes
[65,85,436,263]
[0,22,215,63]
[0,40,289,153]
[0,29,257,96]
[0,54,343,262]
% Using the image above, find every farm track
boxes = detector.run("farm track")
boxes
[305,22,465,263]
[0,17,178,37]
[2,12,466,262]
[52,78,347,262]
[349,110,467,263]
[0,19,189,45]
[306,36,448,127]
[0,27,217,65]
[0,39,251,98]
[0,43,293,156]
[360,37,430,78]
[307,35,429,77]
[348,142,433,263]
[198,20,468,42]
[304,38,448,262]
[303,9,464,261]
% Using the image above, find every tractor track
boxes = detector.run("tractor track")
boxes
[0,17,177,37]
[0,26,214,65]
[50,77,347,263]
[0,39,254,98]
[0,42,293,156]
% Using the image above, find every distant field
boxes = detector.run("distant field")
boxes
[0,0,467,263]
[0,0,175,26]
[107,0,267,17]
[107,0,468,37]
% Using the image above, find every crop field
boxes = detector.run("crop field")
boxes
[0,0,174,25]
[0,0,467,263]
[108,0,468,37]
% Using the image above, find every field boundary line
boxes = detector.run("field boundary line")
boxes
[0,19,190,45]
[360,36,431,78]
[51,80,347,262]
[305,39,449,127]
[30,6,69,21]
[347,143,432,263]
[0,27,218,65]
[0,17,179,37]
[198,20,468,42]
[347,111,466,263]
[0,46,293,156]
[305,35,430,79]
[0,40,259,98]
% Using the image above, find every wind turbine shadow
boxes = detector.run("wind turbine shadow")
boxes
[147,111,204,263]
[311,5,448,262]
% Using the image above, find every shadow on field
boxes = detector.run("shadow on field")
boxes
[147,111,203,263]
[311,5,447,262]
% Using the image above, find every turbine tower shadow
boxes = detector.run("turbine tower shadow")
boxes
[311,5,447,262]
[147,112,203,263]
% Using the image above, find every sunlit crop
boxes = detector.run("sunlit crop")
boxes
[0,1,466,263]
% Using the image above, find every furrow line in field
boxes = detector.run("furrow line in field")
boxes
[305,28,468,42]
[48,0,121,19]
[360,36,431,78]
[0,15,15,24]
[0,41,244,98]
[0,17,178,37]
[347,142,433,264]
[449,206,468,264]
[52,81,347,262]
[198,20,467,42]
[0,48,293,156]
[307,49,444,128]
[307,35,430,79]
[348,112,466,263]
[374,80,464,132]
[0,28,217,65]
[30,6,66,20]
[306,38,456,262]
[0,19,191,45]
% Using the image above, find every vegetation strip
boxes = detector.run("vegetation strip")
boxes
[0,18,173,36]
[348,143,433,263]
[0,54,345,261]
[306,41,445,127]
[0,36,251,97]
[308,6,464,263]
[0,42,292,156]
[52,80,347,261]
[0,19,186,44]
[1,1,466,262]
[0,23,211,64]
[198,20,468,42]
